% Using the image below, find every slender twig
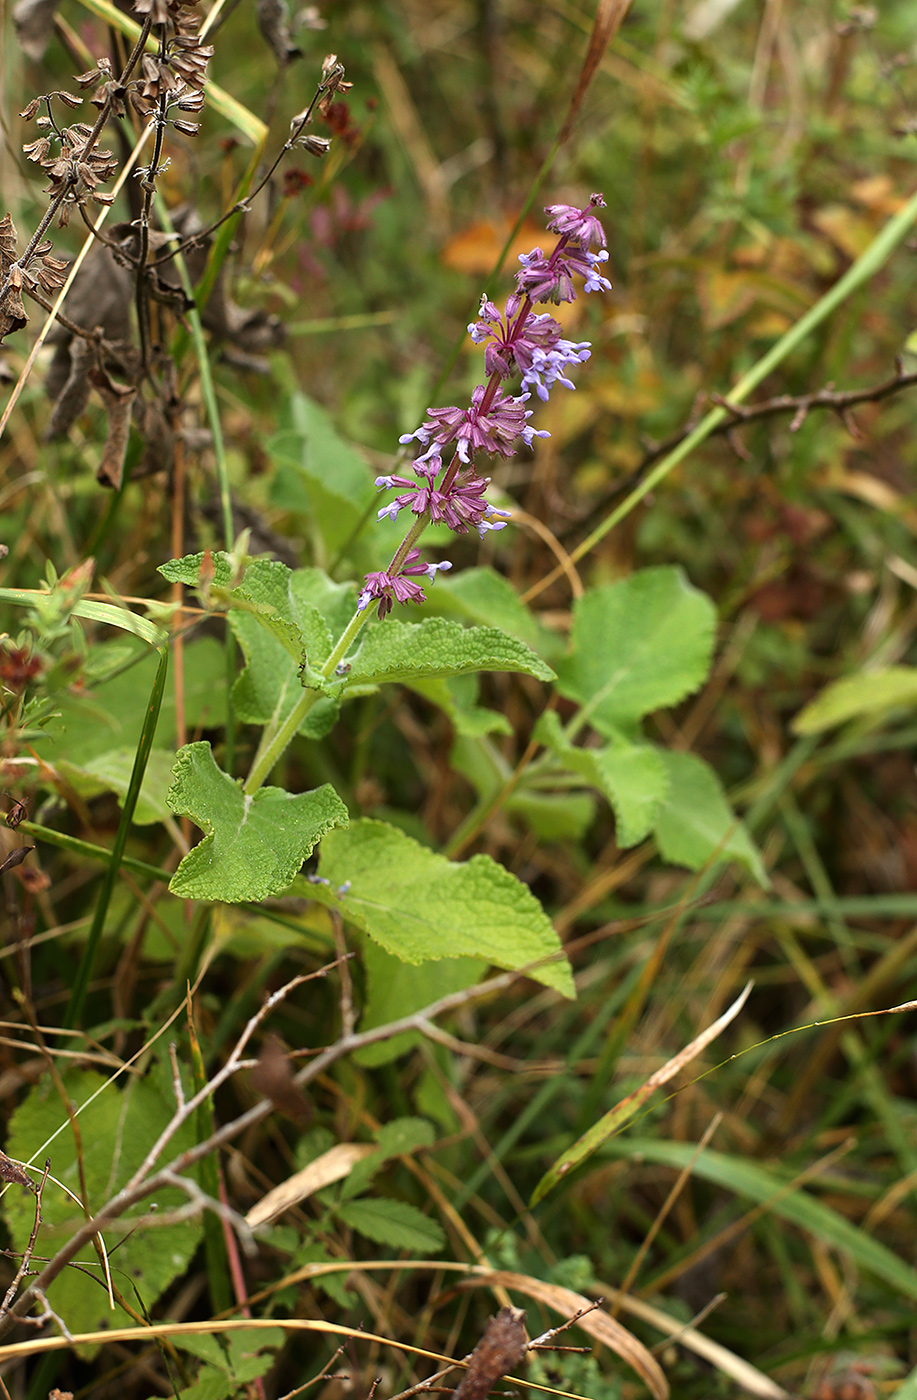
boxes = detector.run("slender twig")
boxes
[0,963,547,1336]
[0,14,153,305]
[0,1161,48,1317]
[572,361,917,542]
[150,62,341,269]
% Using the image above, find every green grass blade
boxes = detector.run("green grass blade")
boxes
[65,644,169,1028]
[602,1139,917,1303]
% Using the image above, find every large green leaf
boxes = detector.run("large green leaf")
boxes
[317,819,574,997]
[534,710,668,847]
[793,666,917,735]
[167,741,348,901]
[3,1067,203,1348]
[342,616,555,689]
[355,939,487,1065]
[268,393,376,556]
[555,567,716,735]
[427,566,561,659]
[654,750,766,885]
[601,1139,917,1303]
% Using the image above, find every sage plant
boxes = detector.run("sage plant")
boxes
[243,194,611,793]
[359,194,610,618]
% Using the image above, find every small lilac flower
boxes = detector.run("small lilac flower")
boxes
[400,384,548,464]
[515,245,611,303]
[468,298,588,397]
[357,548,452,620]
[476,505,511,539]
[544,193,607,249]
[520,339,591,401]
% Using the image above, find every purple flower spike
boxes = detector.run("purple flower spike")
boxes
[401,384,547,465]
[545,193,607,249]
[357,548,451,620]
[468,300,587,398]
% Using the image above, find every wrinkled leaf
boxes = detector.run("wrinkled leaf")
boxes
[555,567,716,734]
[317,819,573,997]
[342,616,555,689]
[167,741,348,901]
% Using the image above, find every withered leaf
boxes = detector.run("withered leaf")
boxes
[45,335,96,440]
[0,846,33,874]
[0,1151,33,1190]
[250,1033,312,1123]
[12,0,59,61]
[0,214,26,341]
[89,366,137,489]
[453,1308,528,1400]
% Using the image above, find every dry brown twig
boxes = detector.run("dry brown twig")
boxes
[0,959,551,1339]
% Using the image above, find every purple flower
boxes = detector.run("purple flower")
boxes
[467,298,592,402]
[544,193,607,249]
[515,246,611,304]
[357,548,452,619]
[375,456,513,537]
[400,384,549,464]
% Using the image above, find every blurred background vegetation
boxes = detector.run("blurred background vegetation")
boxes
[4,1,917,1397]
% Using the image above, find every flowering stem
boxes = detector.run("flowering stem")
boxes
[242,588,378,796]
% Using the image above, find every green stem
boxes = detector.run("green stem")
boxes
[242,605,374,794]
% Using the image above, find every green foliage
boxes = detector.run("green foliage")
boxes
[166,741,349,900]
[342,615,555,689]
[3,1068,203,1347]
[335,1195,444,1252]
[316,818,574,997]
[555,567,716,731]
[793,666,917,734]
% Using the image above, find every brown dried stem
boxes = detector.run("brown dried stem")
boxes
[0,962,531,1338]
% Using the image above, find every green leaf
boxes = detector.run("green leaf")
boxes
[231,559,333,670]
[341,1116,436,1200]
[318,819,573,997]
[268,393,376,555]
[57,747,177,824]
[227,563,337,733]
[655,750,766,884]
[166,741,348,901]
[428,566,561,659]
[534,711,668,847]
[335,1196,444,1252]
[355,941,486,1065]
[32,636,227,770]
[3,1067,203,1349]
[342,617,555,689]
[555,567,716,735]
[159,550,236,588]
[601,1139,917,1304]
[450,732,595,841]
[793,666,917,734]
[407,674,512,737]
